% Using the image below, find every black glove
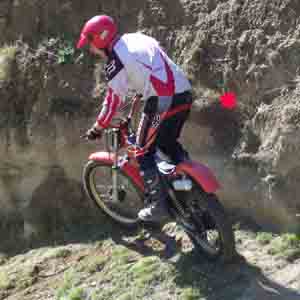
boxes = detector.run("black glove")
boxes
[86,126,102,140]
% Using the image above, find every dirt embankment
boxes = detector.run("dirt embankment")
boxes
[0,2,300,299]
[0,0,300,244]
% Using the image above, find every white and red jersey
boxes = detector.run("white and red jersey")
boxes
[97,32,191,128]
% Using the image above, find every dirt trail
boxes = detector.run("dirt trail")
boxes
[230,230,300,300]
[0,223,299,300]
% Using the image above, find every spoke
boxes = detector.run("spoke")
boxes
[96,184,111,189]
[99,194,112,201]
[89,164,144,222]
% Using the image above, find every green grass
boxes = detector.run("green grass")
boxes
[45,248,72,259]
[56,269,84,300]
[115,293,135,300]
[0,271,14,290]
[256,232,275,245]
[84,246,179,300]
[267,233,300,261]
[282,233,300,245]
[129,256,165,286]
[181,287,203,300]
[0,45,17,82]
[54,240,207,300]
[58,286,84,300]
[79,255,108,274]
[0,265,39,292]
[55,36,75,65]
[111,245,137,265]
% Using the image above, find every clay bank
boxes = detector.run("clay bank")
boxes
[0,0,300,242]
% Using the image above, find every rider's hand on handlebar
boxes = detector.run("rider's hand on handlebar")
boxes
[85,125,103,141]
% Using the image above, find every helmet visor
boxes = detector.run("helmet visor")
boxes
[76,33,90,49]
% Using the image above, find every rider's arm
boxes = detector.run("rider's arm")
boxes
[94,52,129,130]
[96,87,122,128]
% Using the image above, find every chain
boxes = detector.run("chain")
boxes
[168,187,188,218]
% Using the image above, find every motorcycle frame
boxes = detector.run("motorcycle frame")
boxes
[88,94,221,201]
[89,150,220,195]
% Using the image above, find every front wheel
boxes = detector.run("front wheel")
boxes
[83,160,144,227]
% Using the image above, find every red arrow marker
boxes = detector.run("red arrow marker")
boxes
[219,92,237,109]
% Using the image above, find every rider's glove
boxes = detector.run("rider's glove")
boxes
[86,126,102,140]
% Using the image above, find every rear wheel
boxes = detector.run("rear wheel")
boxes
[83,160,144,227]
[175,183,236,262]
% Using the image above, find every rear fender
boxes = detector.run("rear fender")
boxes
[176,160,221,193]
[88,151,144,191]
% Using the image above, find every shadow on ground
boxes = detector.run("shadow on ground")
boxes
[1,214,299,300]
[110,223,300,300]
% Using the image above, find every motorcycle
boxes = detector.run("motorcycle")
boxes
[82,95,236,262]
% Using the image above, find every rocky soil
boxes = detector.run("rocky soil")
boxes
[0,218,299,300]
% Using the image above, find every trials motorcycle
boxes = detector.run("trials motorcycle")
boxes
[82,95,236,262]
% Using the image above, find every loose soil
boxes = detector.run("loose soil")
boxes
[0,219,299,300]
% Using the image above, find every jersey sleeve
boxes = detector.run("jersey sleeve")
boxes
[96,87,121,128]
[96,50,129,128]
[105,49,129,101]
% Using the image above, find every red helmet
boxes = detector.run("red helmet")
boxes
[76,15,117,49]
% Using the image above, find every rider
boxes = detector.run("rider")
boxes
[77,15,193,222]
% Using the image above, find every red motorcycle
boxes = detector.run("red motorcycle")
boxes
[82,96,236,262]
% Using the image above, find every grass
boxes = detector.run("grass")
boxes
[256,232,275,245]
[89,247,204,300]
[0,45,17,82]
[57,39,75,65]
[256,231,300,262]
[56,269,84,300]
[2,222,300,300]
[58,240,203,300]
[45,247,72,259]
[0,265,38,292]
[111,245,137,265]
[34,234,209,300]
[79,255,108,274]
[0,271,14,290]
[115,293,135,300]
[129,256,165,286]
[181,287,204,300]
[267,233,300,261]
[64,287,85,300]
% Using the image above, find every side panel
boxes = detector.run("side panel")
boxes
[176,161,221,193]
[88,152,144,191]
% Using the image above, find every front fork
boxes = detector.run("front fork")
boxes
[111,128,119,203]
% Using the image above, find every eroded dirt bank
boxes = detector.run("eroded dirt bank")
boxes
[0,0,300,244]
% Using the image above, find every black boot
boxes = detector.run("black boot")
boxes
[138,168,169,222]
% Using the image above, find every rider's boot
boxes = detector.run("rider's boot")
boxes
[138,168,169,223]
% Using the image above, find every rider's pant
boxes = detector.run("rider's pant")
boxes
[136,91,193,203]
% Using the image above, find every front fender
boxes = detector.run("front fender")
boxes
[88,151,144,192]
[176,160,221,193]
